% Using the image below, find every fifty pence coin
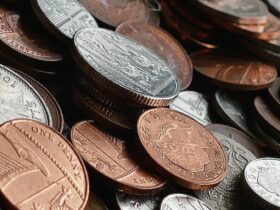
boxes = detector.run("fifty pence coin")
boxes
[191,49,277,91]
[243,158,280,210]
[0,64,52,126]
[31,0,98,42]
[72,28,180,107]
[169,91,213,126]
[116,21,193,90]
[137,108,227,190]
[160,194,212,210]
[195,131,256,210]
[71,121,165,195]
[0,119,89,210]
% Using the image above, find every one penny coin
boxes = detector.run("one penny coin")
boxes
[71,121,165,195]
[116,21,193,90]
[137,108,227,190]
[191,49,277,91]
[72,28,180,107]
[0,119,89,210]
[160,194,212,210]
[31,0,98,41]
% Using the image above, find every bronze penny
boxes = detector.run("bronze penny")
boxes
[71,121,165,195]
[137,108,227,190]
[116,21,193,90]
[191,49,277,91]
[80,0,151,28]
[0,3,63,64]
[206,124,265,158]
[254,96,280,138]
[0,119,89,210]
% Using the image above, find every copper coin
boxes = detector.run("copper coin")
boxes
[0,119,89,209]
[116,21,193,90]
[85,193,108,210]
[268,77,280,114]
[137,108,227,190]
[18,71,64,133]
[254,96,280,138]
[190,0,269,25]
[191,49,277,91]
[31,0,98,41]
[80,0,152,28]
[71,121,165,195]
[72,28,180,107]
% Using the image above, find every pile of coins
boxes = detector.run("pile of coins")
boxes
[0,0,279,209]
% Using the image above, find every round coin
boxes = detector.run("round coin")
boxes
[80,0,152,28]
[31,0,98,41]
[195,131,256,210]
[160,194,212,210]
[137,108,227,190]
[0,64,51,126]
[71,121,165,195]
[243,158,280,210]
[85,193,108,210]
[0,119,89,210]
[169,91,213,126]
[191,49,277,91]
[190,0,269,25]
[72,28,180,107]
[116,21,193,90]
[206,124,265,157]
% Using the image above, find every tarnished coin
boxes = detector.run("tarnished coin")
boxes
[190,0,269,25]
[0,119,89,210]
[116,21,193,90]
[243,158,280,210]
[0,64,52,126]
[191,49,277,91]
[71,121,165,195]
[160,194,212,210]
[85,193,108,210]
[195,131,256,210]
[206,124,265,158]
[80,0,153,28]
[268,77,280,114]
[169,91,213,126]
[31,0,98,41]
[267,0,280,17]
[254,96,280,138]
[137,108,227,190]
[73,28,180,107]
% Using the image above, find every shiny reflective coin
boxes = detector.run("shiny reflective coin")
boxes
[268,77,280,114]
[0,119,89,209]
[0,64,51,125]
[71,121,165,195]
[160,194,212,210]
[191,49,277,91]
[254,96,280,138]
[80,0,153,28]
[195,131,256,210]
[243,158,280,210]
[206,124,265,158]
[73,28,179,107]
[169,91,213,126]
[116,21,193,90]
[191,0,269,25]
[31,0,98,41]
[267,0,280,17]
[137,108,227,190]
[213,89,263,145]
[85,193,108,210]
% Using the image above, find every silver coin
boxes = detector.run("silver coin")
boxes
[244,158,280,209]
[267,0,280,16]
[0,64,51,125]
[73,28,179,106]
[161,194,212,210]
[169,91,213,126]
[195,132,256,210]
[32,0,98,39]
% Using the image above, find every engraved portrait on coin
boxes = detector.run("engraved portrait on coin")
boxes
[0,64,51,125]
[195,132,256,210]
